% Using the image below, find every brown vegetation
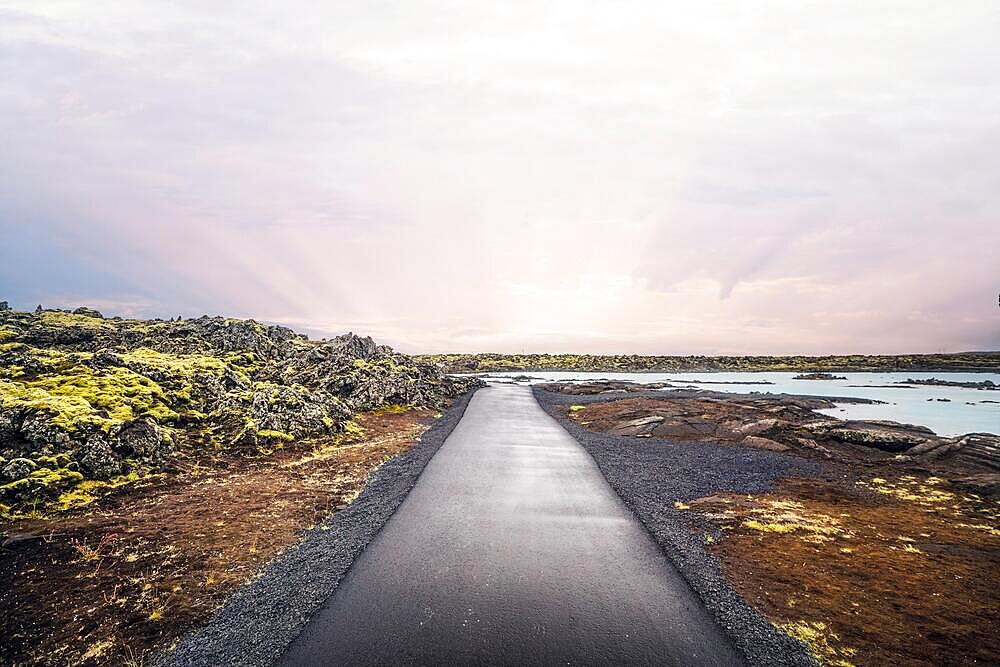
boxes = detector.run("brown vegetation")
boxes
[0,407,436,666]
[683,477,1000,666]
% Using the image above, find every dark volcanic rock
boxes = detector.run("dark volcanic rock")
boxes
[78,433,123,480]
[1,458,36,482]
[114,417,169,462]
[71,306,104,319]
[792,372,846,380]
[903,377,998,390]
[0,306,484,505]
[553,380,1000,473]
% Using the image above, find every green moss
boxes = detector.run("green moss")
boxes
[0,477,34,497]
[0,325,17,342]
[55,488,97,510]
[122,347,228,375]
[257,429,294,442]
[0,357,181,432]
[53,471,142,511]
[342,419,365,441]
[779,620,857,667]
[29,466,84,486]
[372,403,410,415]
[37,311,114,330]
[36,453,75,469]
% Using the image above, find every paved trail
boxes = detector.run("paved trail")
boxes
[281,384,743,666]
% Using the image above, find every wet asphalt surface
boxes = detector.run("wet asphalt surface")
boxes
[280,384,745,666]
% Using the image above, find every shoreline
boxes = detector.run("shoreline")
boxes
[459,366,1000,375]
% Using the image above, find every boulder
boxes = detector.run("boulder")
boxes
[1,457,37,482]
[72,307,104,319]
[731,418,780,437]
[77,433,123,480]
[90,349,124,368]
[114,417,169,462]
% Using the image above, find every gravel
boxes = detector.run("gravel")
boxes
[533,386,822,667]
[158,389,480,667]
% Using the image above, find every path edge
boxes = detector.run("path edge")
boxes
[158,388,482,667]
[532,385,817,667]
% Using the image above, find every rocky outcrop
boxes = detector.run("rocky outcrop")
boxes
[900,377,998,390]
[802,421,935,453]
[554,382,1000,478]
[0,307,483,505]
[792,372,846,380]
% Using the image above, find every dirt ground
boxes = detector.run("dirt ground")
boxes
[682,476,1000,666]
[0,407,436,666]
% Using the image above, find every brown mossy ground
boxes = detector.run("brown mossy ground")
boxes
[681,477,1000,666]
[0,407,437,666]
[565,394,1000,665]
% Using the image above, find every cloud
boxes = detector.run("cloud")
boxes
[1,1,998,353]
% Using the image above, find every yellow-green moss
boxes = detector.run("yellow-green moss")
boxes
[0,325,17,342]
[740,499,849,543]
[372,403,410,415]
[37,311,114,330]
[779,620,857,667]
[29,466,84,487]
[342,419,365,440]
[0,357,182,432]
[53,471,142,511]
[257,429,294,442]
[122,348,229,375]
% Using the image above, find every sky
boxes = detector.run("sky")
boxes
[1,1,998,354]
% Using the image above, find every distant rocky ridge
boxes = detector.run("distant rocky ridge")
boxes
[420,351,1000,374]
[0,306,481,509]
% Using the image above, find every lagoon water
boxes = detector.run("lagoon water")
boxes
[480,371,1000,436]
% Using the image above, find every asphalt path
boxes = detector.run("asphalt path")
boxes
[280,383,744,666]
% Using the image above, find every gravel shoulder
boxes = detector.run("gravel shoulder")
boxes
[159,389,480,666]
[533,386,820,667]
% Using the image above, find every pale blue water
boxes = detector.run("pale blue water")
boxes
[478,371,1000,436]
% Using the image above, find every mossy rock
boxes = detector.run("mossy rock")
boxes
[1,466,82,501]
[1,457,38,482]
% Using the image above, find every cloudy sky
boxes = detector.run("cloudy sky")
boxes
[1,1,997,354]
